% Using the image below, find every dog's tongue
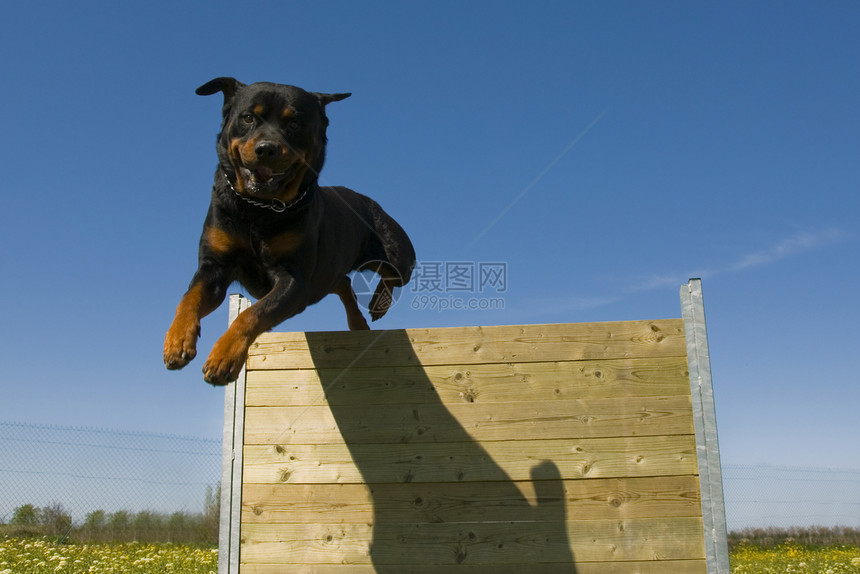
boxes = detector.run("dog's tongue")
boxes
[255,166,274,182]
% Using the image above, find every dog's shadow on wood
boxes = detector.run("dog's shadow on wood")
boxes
[308,329,578,572]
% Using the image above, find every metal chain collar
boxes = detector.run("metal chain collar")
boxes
[221,169,307,213]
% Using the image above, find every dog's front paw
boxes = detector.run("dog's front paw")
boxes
[202,334,250,386]
[164,321,200,370]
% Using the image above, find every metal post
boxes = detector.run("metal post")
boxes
[218,294,251,574]
[680,279,730,574]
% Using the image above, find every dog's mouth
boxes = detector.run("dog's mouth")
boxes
[237,164,297,197]
[227,138,311,202]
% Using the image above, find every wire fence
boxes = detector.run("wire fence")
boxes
[1,421,858,543]
[0,421,221,544]
[723,463,860,532]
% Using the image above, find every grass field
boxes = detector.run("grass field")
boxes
[2,537,860,573]
[731,543,860,573]
[0,538,216,573]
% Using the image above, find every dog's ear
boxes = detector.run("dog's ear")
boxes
[196,77,246,101]
[197,77,246,119]
[313,92,351,106]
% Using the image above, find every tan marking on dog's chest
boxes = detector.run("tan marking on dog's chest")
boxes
[205,226,243,253]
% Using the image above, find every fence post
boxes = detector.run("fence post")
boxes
[681,279,730,574]
[218,294,251,574]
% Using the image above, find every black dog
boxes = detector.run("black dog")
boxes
[164,78,415,385]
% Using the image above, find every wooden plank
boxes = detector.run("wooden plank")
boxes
[242,435,697,484]
[247,320,687,370]
[244,357,692,407]
[241,561,706,573]
[242,476,701,524]
[243,396,695,445]
[239,516,705,565]
[243,362,689,409]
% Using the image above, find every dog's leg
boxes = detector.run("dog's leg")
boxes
[334,276,370,331]
[365,202,415,321]
[202,274,310,385]
[164,265,229,370]
[368,266,404,322]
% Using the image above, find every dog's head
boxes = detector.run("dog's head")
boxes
[197,77,350,204]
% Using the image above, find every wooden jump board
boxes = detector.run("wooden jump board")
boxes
[219,280,729,574]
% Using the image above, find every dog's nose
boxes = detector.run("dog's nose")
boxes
[254,141,281,159]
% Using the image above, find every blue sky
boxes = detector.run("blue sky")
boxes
[0,1,857,471]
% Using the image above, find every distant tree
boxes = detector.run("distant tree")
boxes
[132,511,164,542]
[204,483,221,543]
[83,509,107,530]
[11,504,40,526]
[81,510,108,541]
[205,484,220,517]
[167,511,189,542]
[40,502,72,536]
[107,510,131,540]
[108,510,130,528]
[167,511,189,530]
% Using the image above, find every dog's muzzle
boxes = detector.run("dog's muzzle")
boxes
[238,165,296,196]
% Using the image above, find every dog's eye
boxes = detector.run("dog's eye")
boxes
[241,113,255,125]
[287,119,301,131]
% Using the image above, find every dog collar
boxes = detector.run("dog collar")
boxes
[221,169,307,213]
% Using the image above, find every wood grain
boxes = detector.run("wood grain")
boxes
[242,435,697,484]
[241,475,701,525]
[243,396,695,445]
[247,320,686,370]
[244,356,691,407]
[240,517,705,565]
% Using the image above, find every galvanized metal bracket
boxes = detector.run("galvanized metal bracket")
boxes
[681,279,730,574]
[218,294,251,574]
